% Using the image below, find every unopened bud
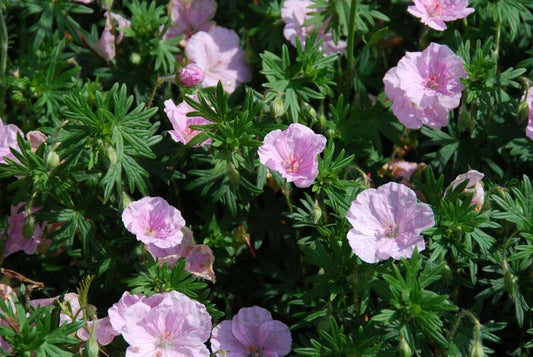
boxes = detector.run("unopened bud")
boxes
[312,201,322,224]
[46,151,60,168]
[85,332,99,357]
[130,52,141,65]
[399,337,412,357]
[272,96,285,118]
[469,340,484,357]
[106,146,118,165]
[504,270,519,298]
[23,216,35,239]
[178,64,204,88]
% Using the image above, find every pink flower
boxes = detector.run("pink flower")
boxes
[346,182,435,264]
[164,0,217,40]
[147,227,216,282]
[3,203,45,258]
[0,119,22,164]
[281,0,346,56]
[185,26,252,94]
[384,43,467,129]
[109,291,212,357]
[383,159,425,184]
[164,97,212,146]
[526,89,533,140]
[408,0,475,31]
[93,12,131,60]
[179,63,205,87]
[122,196,186,249]
[258,123,326,188]
[445,170,485,210]
[211,306,292,357]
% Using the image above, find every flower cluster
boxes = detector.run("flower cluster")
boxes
[408,0,475,31]
[384,43,467,129]
[258,123,326,188]
[281,0,346,55]
[346,182,435,264]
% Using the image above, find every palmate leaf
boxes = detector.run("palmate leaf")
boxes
[60,83,161,201]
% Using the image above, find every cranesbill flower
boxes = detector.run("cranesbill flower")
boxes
[281,0,346,55]
[0,119,22,164]
[445,170,485,210]
[122,196,186,249]
[258,123,326,188]
[210,306,292,357]
[383,159,425,184]
[185,26,252,94]
[384,43,467,129]
[164,0,217,40]
[3,203,45,258]
[346,182,435,264]
[109,291,212,357]
[147,227,216,282]
[164,97,212,146]
[408,0,475,31]
[93,12,131,60]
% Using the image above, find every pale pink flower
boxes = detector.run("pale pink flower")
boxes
[185,26,252,94]
[147,227,216,282]
[384,43,467,129]
[93,12,131,60]
[346,182,435,264]
[526,89,533,140]
[164,0,217,40]
[75,0,93,3]
[408,0,475,31]
[179,63,205,87]
[281,0,346,56]
[383,159,425,184]
[122,196,186,249]
[211,306,292,357]
[164,97,212,146]
[0,119,22,164]
[3,203,45,258]
[109,291,212,357]
[445,170,485,210]
[258,123,326,188]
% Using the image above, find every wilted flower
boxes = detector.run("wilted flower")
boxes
[445,170,485,210]
[258,123,326,188]
[346,182,435,264]
[178,63,205,87]
[26,130,46,152]
[164,96,212,146]
[30,293,119,346]
[210,306,292,357]
[147,227,216,282]
[121,196,186,249]
[408,0,475,31]
[384,43,467,129]
[281,0,346,55]
[3,203,45,258]
[108,291,212,356]
[0,119,22,164]
[93,12,131,60]
[164,0,217,40]
[383,159,425,184]
[525,89,533,140]
[185,26,252,94]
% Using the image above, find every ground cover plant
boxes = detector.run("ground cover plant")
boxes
[1,0,533,355]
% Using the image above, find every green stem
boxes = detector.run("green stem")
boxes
[494,20,501,61]
[0,8,8,117]
[148,74,175,108]
[346,0,358,93]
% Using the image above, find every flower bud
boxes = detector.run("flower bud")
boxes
[178,64,204,88]
[469,340,484,357]
[504,270,519,299]
[399,337,412,357]
[46,151,60,168]
[22,216,35,239]
[312,201,322,224]
[85,332,100,357]
[272,96,285,118]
